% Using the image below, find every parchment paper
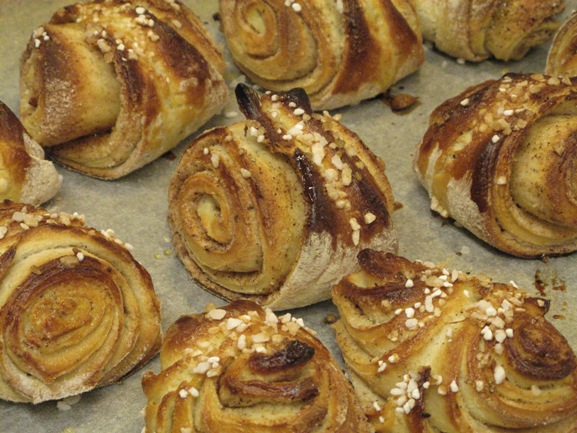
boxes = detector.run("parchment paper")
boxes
[0,1,575,432]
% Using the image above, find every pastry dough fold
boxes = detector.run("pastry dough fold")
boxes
[168,84,398,310]
[218,0,424,110]
[0,101,61,205]
[20,0,228,179]
[332,249,577,432]
[546,12,577,77]
[413,0,564,61]
[0,201,161,403]
[142,300,370,433]
[414,73,577,258]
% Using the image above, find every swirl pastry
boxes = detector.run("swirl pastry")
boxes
[414,73,577,258]
[0,201,161,403]
[0,101,61,206]
[168,84,398,310]
[332,249,577,432]
[142,300,370,433]
[412,0,564,62]
[218,0,424,110]
[20,0,228,179]
[546,12,577,77]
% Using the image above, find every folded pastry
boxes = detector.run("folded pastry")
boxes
[168,84,398,310]
[218,0,424,110]
[546,12,577,77]
[332,249,577,432]
[0,101,61,205]
[414,73,577,258]
[20,0,228,179]
[413,0,564,61]
[0,201,161,403]
[142,300,370,433]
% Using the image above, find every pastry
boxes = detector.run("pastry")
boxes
[412,0,564,61]
[414,73,577,258]
[218,0,424,110]
[546,12,577,77]
[0,201,161,403]
[168,84,398,310]
[0,101,61,205]
[142,299,370,433]
[20,0,228,179]
[332,249,577,432]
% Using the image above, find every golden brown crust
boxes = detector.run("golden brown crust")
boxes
[20,0,228,179]
[218,0,424,110]
[142,300,371,433]
[414,73,577,258]
[0,104,30,192]
[546,12,577,77]
[0,102,61,205]
[332,250,577,432]
[168,84,398,310]
[0,201,161,403]
[413,0,564,61]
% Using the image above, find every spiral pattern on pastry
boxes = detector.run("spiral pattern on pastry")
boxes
[546,12,577,77]
[141,299,370,433]
[331,249,577,432]
[412,0,564,62]
[414,73,577,258]
[0,201,161,403]
[19,0,228,179]
[0,101,61,206]
[218,0,423,110]
[168,84,398,310]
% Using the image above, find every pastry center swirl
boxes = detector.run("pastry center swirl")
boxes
[4,258,121,381]
[27,291,95,343]
[506,313,577,380]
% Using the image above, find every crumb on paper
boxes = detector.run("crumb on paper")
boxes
[324,313,338,324]
[56,395,82,411]
[381,91,420,112]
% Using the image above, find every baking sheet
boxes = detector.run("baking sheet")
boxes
[1,1,576,432]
